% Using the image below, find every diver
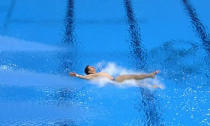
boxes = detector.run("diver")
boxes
[69,65,160,83]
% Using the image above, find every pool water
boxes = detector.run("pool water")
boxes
[0,0,209,125]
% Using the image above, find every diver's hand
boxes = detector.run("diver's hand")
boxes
[69,72,77,77]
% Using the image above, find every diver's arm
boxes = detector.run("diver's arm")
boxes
[69,72,94,80]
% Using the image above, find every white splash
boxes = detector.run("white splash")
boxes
[89,62,165,90]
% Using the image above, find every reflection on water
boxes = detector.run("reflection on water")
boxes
[0,0,209,125]
[182,0,210,54]
[148,40,209,86]
[124,0,146,69]
[64,0,74,44]
[0,85,87,125]
[58,51,76,74]
[2,119,78,126]
[0,86,82,106]
[8,18,146,25]
[41,87,89,106]
[59,0,76,74]
[124,0,163,125]
[2,0,16,34]
[182,0,210,82]
[0,51,60,74]
[140,89,163,126]
[43,88,76,105]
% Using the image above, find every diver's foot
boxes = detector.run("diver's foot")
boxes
[151,70,160,78]
[152,85,159,89]
[152,84,163,89]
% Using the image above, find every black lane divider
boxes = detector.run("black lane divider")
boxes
[59,0,75,73]
[2,0,16,34]
[182,0,210,54]
[124,0,163,125]
[64,0,75,44]
[124,0,145,69]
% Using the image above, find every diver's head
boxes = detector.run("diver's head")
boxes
[84,65,96,75]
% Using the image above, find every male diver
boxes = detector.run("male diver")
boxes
[69,65,160,83]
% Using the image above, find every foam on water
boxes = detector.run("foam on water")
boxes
[89,62,165,90]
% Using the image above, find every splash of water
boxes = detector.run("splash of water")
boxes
[89,62,165,90]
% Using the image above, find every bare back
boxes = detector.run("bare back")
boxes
[87,72,114,80]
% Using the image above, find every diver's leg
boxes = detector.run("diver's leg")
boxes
[115,74,152,82]
[115,70,160,83]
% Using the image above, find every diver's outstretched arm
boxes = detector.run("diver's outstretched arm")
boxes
[69,72,87,79]
[69,72,96,80]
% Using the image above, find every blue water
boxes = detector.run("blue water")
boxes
[0,0,209,125]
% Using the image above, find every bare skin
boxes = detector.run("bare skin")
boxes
[69,66,160,83]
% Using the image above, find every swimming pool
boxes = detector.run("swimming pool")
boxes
[0,0,209,125]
